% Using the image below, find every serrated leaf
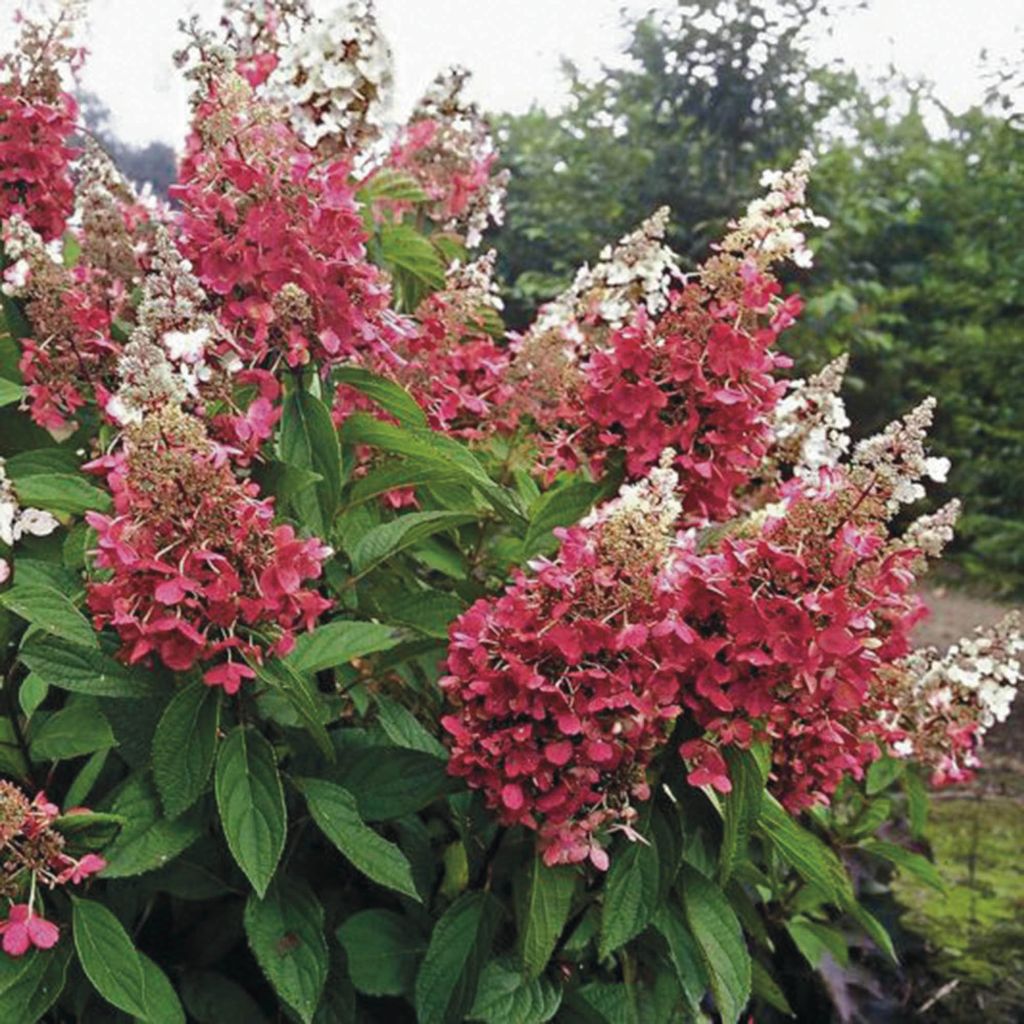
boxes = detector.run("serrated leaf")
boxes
[51,811,124,853]
[652,903,708,1015]
[599,837,660,958]
[279,389,341,535]
[680,866,751,1024]
[333,746,456,820]
[336,909,426,996]
[865,755,905,795]
[380,588,465,638]
[71,897,149,1018]
[0,378,22,407]
[849,903,898,964]
[719,747,765,884]
[0,582,96,648]
[19,634,165,699]
[375,694,447,757]
[245,877,328,1024]
[785,919,849,968]
[139,953,187,1024]
[756,795,855,909]
[347,460,463,506]
[517,856,576,979]
[300,777,420,900]
[9,473,111,515]
[523,481,600,558]
[415,891,502,1024]
[340,413,525,525]
[468,958,562,1024]
[215,727,286,898]
[180,971,269,1024]
[360,167,430,203]
[254,658,334,760]
[751,959,793,1016]
[29,699,115,761]
[335,365,427,427]
[285,619,403,674]
[100,772,202,878]
[350,510,476,575]
[0,946,70,1023]
[860,839,944,891]
[153,682,221,819]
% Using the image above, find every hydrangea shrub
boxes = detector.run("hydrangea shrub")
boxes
[0,2,1017,1022]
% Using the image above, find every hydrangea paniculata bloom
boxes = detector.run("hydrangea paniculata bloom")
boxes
[0,782,105,958]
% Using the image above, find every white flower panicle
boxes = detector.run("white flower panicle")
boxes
[852,397,951,513]
[268,0,393,153]
[888,613,1023,778]
[0,459,59,550]
[109,229,221,426]
[713,149,830,272]
[903,499,961,560]
[769,354,851,478]
[441,250,504,313]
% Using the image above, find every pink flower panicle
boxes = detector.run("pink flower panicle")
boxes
[85,402,331,692]
[0,782,105,958]
[0,6,84,241]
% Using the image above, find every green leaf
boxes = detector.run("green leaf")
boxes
[379,223,446,291]
[599,837,660,958]
[785,919,849,968]
[139,953,187,1024]
[522,481,600,558]
[245,877,329,1024]
[18,673,47,718]
[100,772,202,877]
[181,971,269,1024]
[51,810,124,853]
[359,167,430,204]
[415,891,502,1024]
[336,909,426,996]
[468,958,562,1024]
[751,959,794,1016]
[334,365,427,427]
[64,748,109,807]
[29,699,115,761]
[9,473,111,515]
[215,726,286,898]
[153,682,221,819]
[279,389,342,535]
[333,746,456,820]
[865,755,905,795]
[756,795,855,909]
[285,619,403,674]
[300,777,420,900]
[381,588,465,639]
[0,582,96,648]
[719,747,765,884]
[19,634,165,699]
[71,897,149,1017]
[254,658,334,760]
[903,767,929,839]
[651,904,707,1015]
[350,510,476,575]
[860,839,944,892]
[347,460,463,506]
[680,866,752,1024]
[341,413,525,525]
[0,378,22,407]
[516,856,576,979]
[849,903,898,964]
[0,946,70,1023]
[375,694,447,758]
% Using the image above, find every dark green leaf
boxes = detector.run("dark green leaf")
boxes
[255,658,334,760]
[336,909,426,996]
[279,389,342,535]
[71,897,149,1017]
[285,619,403,674]
[651,903,707,1015]
[523,481,600,558]
[751,959,793,1016]
[335,365,427,427]
[0,946,70,1023]
[9,473,110,515]
[300,777,420,900]
[215,727,286,897]
[375,694,447,758]
[860,839,944,892]
[415,891,502,1024]
[152,682,221,818]
[517,856,576,979]
[181,971,269,1024]
[245,877,328,1024]
[865,755,905,795]
[29,699,115,761]
[0,582,96,647]
[19,634,165,699]
[599,837,659,958]
[468,958,562,1024]
[680,866,751,1024]
[350,510,476,575]
[719,747,765,884]
[333,746,456,820]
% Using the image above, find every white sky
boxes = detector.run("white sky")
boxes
[2,0,1022,148]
